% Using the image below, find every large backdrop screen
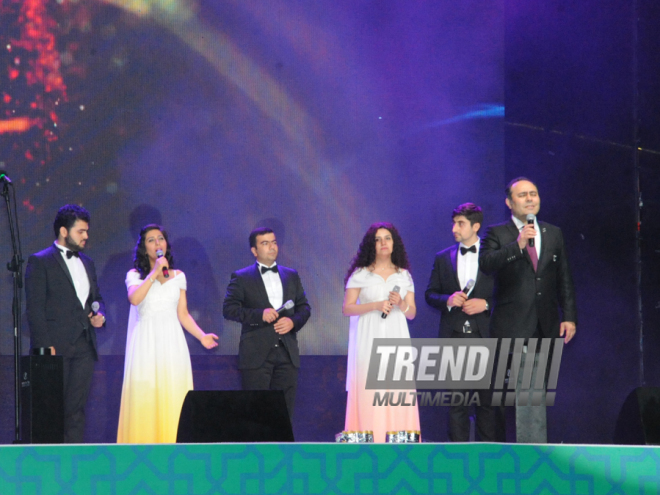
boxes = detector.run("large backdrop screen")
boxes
[1,0,504,356]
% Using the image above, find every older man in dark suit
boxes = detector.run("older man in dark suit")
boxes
[223,227,311,422]
[25,205,106,443]
[480,177,577,443]
[425,202,497,442]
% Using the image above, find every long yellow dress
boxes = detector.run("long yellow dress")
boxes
[117,270,193,443]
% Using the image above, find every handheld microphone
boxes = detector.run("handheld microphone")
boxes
[276,300,294,313]
[0,170,12,184]
[462,279,475,295]
[91,301,100,316]
[156,249,169,278]
[526,214,536,248]
[382,285,400,319]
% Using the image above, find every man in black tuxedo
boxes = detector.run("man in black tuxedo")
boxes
[223,227,311,422]
[480,177,577,442]
[425,203,497,442]
[25,205,106,443]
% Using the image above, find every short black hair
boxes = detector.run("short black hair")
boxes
[506,177,538,200]
[249,227,274,249]
[53,204,90,238]
[452,203,483,227]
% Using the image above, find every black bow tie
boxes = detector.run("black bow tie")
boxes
[460,246,477,256]
[261,265,278,274]
[60,249,80,259]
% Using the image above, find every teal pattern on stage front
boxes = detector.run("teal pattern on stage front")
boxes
[1,443,659,494]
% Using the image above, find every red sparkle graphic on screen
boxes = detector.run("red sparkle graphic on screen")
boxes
[1,0,68,173]
[13,0,66,95]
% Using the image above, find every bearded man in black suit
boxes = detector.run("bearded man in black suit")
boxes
[25,204,106,443]
[425,202,497,442]
[480,177,577,443]
[223,227,311,422]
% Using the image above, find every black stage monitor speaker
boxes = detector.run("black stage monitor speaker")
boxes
[21,355,64,444]
[614,387,660,445]
[176,390,294,443]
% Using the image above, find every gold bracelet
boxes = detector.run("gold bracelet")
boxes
[404,305,410,313]
[149,277,155,283]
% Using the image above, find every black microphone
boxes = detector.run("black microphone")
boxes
[382,285,400,319]
[91,301,100,316]
[0,170,12,184]
[156,249,169,278]
[526,214,535,248]
[276,300,294,313]
[462,279,475,295]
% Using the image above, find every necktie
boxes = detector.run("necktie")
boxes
[60,249,79,259]
[460,245,476,256]
[261,265,278,274]
[526,244,538,271]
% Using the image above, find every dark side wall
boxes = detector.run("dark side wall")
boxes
[504,0,660,442]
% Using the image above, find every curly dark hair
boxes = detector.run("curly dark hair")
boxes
[134,224,174,279]
[345,222,410,284]
[53,204,90,238]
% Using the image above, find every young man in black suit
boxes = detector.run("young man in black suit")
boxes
[425,203,497,442]
[480,177,577,442]
[25,204,106,443]
[223,227,311,422]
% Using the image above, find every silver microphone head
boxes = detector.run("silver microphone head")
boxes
[526,213,536,223]
[91,301,100,312]
[156,249,164,257]
[466,279,475,290]
[284,300,294,310]
[392,285,401,293]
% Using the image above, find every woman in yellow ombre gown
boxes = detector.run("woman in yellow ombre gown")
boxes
[117,224,218,443]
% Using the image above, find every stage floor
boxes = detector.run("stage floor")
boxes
[1,442,658,494]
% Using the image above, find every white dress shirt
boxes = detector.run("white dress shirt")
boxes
[55,241,90,308]
[511,215,542,257]
[448,238,480,313]
[457,238,480,296]
[257,261,283,310]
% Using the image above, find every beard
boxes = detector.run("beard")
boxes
[64,235,84,252]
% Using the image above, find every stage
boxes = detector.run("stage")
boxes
[1,442,658,494]
[2,4,660,494]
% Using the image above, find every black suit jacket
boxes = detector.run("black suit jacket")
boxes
[479,219,577,338]
[223,263,311,370]
[25,245,105,359]
[425,244,494,337]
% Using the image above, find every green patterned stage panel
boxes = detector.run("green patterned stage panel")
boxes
[1,443,659,494]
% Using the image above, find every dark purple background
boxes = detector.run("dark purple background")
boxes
[1,0,658,444]
[1,0,504,357]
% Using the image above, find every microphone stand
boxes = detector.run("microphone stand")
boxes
[2,179,24,443]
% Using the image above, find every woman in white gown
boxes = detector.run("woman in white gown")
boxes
[117,224,218,443]
[342,222,420,442]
